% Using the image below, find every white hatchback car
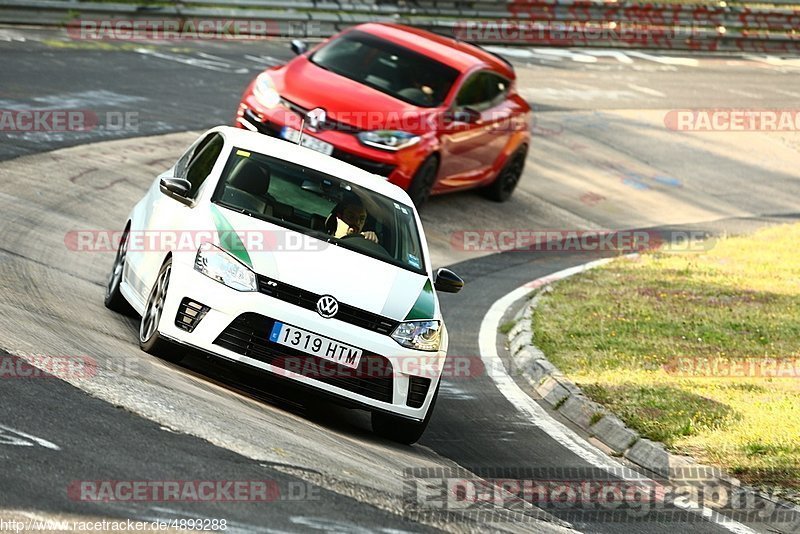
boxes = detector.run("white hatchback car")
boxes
[105,126,463,444]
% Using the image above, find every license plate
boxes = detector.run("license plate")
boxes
[269,321,362,369]
[280,127,334,156]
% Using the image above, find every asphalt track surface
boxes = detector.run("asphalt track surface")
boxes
[1,26,799,534]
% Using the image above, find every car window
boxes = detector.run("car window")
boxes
[456,71,509,111]
[212,147,426,274]
[310,30,459,108]
[185,133,224,198]
[175,133,214,179]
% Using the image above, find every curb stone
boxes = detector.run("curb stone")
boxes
[504,281,800,532]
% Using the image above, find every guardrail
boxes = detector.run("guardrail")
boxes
[0,0,798,52]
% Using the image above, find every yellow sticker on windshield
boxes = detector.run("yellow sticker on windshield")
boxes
[236,150,251,158]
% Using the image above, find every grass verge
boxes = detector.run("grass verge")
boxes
[533,223,800,498]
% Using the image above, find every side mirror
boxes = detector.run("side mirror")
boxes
[159,177,192,204]
[434,268,464,294]
[449,107,481,124]
[290,39,308,55]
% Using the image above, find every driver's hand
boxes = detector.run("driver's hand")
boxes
[361,231,379,243]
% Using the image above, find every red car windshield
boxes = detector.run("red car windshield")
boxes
[310,30,460,108]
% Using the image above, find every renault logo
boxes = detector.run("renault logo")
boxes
[306,107,326,131]
[316,295,338,318]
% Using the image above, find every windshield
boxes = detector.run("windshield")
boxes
[212,147,427,274]
[309,30,459,108]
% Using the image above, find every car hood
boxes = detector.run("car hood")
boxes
[270,58,439,133]
[212,206,436,322]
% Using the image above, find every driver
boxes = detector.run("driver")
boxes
[332,196,379,244]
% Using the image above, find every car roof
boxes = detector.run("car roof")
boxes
[353,22,515,79]
[211,126,416,206]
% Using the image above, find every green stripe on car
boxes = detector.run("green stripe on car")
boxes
[404,279,435,320]
[210,204,252,268]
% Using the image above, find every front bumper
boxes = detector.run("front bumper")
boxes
[159,255,444,421]
[235,93,430,191]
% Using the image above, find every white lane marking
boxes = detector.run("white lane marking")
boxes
[520,87,640,102]
[531,48,598,63]
[625,51,699,67]
[743,54,800,68]
[134,48,249,73]
[0,90,145,111]
[582,49,634,64]
[0,30,27,42]
[627,83,666,98]
[478,260,757,534]
[727,88,764,100]
[244,54,284,66]
[0,424,61,450]
[773,88,800,98]
[439,381,477,401]
[484,46,537,59]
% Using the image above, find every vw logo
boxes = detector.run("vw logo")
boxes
[306,107,326,131]
[316,295,338,318]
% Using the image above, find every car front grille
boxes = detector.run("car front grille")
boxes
[213,313,394,403]
[279,97,363,134]
[257,274,400,336]
[330,149,397,177]
[241,108,397,178]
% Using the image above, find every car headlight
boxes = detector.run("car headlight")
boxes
[194,243,257,292]
[253,72,281,109]
[357,130,421,151]
[391,320,441,351]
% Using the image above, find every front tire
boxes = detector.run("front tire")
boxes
[371,384,439,445]
[483,146,527,202]
[139,257,182,362]
[104,228,134,315]
[407,156,439,209]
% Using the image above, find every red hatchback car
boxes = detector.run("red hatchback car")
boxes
[236,23,531,206]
